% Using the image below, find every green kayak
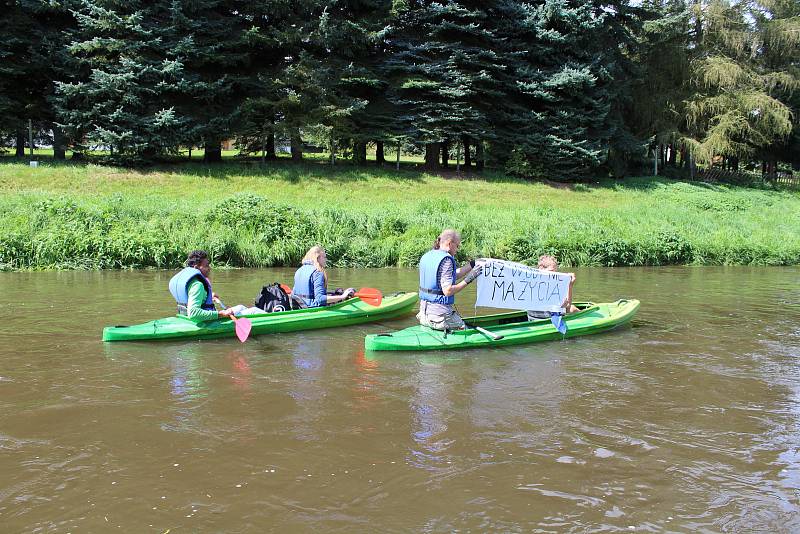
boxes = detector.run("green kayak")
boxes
[103,292,418,342]
[364,299,639,351]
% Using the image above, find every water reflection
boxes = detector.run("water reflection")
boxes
[407,360,455,471]
[286,337,326,442]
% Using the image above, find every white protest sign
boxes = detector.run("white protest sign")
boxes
[475,259,570,313]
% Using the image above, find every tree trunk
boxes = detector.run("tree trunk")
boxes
[354,141,368,166]
[462,134,471,169]
[731,157,739,172]
[424,142,440,170]
[694,0,703,45]
[15,130,25,158]
[668,143,676,166]
[475,140,484,171]
[290,134,303,162]
[265,132,276,160]
[396,140,401,171]
[375,141,385,165]
[441,139,449,169]
[204,140,222,162]
[768,158,777,179]
[52,124,66,160]
[659,143,666,169]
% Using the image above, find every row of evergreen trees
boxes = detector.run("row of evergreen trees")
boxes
[1,0,798,178]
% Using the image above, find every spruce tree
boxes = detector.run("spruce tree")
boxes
[494,0,642,179]
[55,0,249,161]
[384,0,506,170]
[0,1,73,158]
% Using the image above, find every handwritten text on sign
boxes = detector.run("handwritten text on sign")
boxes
[475,259,570,312]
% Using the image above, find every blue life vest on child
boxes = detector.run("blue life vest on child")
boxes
[293,262,323,306]
[419,249,456,305]
[168,267,215,310]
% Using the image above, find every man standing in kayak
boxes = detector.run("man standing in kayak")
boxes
[417,229,482,330]
[169,250,235,321]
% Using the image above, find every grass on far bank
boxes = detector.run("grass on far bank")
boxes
[1,156,799,270]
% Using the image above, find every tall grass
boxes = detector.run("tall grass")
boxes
[1,159,798,270]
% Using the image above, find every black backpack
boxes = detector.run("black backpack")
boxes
[254,283,295,313]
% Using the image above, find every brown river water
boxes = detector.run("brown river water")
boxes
[1,266,799,532]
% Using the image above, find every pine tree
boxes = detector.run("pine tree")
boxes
[495,0,643,179]
[0,1,73,158]
[682,0,800,168]
[55,0,250,161]
[384,0,506,170]
[624,0,692,173]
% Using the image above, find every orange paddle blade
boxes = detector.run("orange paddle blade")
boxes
[354,287,382,307]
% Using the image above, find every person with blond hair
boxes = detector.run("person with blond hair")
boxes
[292,245,355,308]
[417,229,482,331]
[526,254,578,321]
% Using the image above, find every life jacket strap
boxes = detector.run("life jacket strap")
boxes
[419,286,444,295]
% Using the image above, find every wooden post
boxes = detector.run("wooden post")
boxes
[456,141,461,175]
[396,140,401,171]
[653,146,658,176]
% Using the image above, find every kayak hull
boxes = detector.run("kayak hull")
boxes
[364,299,639,351]
[103,292,417,342]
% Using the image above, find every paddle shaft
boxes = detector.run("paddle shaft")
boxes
[473,325,504,341]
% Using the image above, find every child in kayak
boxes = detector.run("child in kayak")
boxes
[417,229,482,330]
[292,245,355,308]
[527,254,578,321]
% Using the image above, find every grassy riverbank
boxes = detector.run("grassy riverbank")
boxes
[1,158,799,270]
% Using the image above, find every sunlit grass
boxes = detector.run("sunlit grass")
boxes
[0,158,798,270]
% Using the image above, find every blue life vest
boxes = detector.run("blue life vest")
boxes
[293,262,323,306]
[168,267,215,310]
[419,249,456,304]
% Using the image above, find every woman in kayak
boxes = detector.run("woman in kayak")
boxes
[169,250,236,321]
[292,245,355,308]
[526,254,578,321]
[417,229,482,330]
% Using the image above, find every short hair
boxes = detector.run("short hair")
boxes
[186,250,209,267]
[538,254,558,270]
[433,228,461,249]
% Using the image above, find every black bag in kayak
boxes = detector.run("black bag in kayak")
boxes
[254,283,294,313]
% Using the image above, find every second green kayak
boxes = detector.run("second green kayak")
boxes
[364,299,639,351]
[103,292,418,342]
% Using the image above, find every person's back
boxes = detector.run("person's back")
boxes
[292,245,355,308]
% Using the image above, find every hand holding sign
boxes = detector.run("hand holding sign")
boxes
[463,263,483,284]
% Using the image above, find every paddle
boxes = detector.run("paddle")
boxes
[214,298,252,343]
[280,284,382,307]
[471,325,504,341]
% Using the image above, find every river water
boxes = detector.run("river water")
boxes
[1,266,799,532]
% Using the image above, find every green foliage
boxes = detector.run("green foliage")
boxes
[2,164,799,269]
